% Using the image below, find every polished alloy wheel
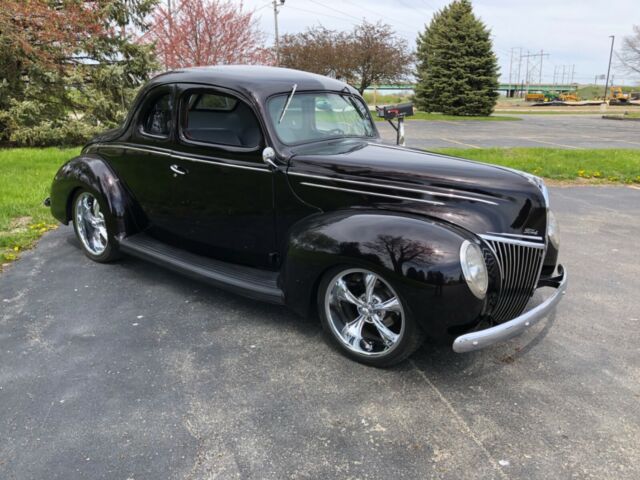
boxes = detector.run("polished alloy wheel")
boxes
[75,192,108,256]
[325,268,405,357]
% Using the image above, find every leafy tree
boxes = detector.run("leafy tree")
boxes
[146,0,273,68]
[280,21,412,94]
[280,27,351,80]
[415,0,499,116]
[0,0,158,146]
[619,25,640,76]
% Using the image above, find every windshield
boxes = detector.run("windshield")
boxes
[267,92,376,145]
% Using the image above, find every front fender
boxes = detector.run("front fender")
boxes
[281,210,486,339]
[50,154,138,238]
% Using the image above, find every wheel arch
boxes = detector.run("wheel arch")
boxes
[280,210,486,340]
[50,154,140,239]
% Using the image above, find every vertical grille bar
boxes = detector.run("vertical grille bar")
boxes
[481,235,545,324]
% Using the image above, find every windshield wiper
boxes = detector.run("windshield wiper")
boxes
[346,95,366,120]
[278,83,297,124]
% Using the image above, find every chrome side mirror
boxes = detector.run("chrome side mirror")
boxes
[262,147,278,169]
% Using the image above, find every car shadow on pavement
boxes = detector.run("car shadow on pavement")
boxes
[408,307,558,379]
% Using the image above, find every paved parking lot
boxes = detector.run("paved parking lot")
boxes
[378,115,640,149]
[1,186,639,479]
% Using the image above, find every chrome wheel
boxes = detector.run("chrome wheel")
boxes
[74,192,108,256]
[324,268,405,357]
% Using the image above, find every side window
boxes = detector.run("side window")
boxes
[141,93,173,137]
[181,91,262,149]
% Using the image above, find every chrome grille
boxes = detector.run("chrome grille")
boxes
[480,235,545,323]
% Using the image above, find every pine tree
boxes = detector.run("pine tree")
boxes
[415,0,499,116]
[0,0,158,146]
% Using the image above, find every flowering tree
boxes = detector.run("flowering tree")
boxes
[147,0,273,68]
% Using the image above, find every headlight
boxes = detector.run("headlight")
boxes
[547,210,560,248]
[460,241,488,300]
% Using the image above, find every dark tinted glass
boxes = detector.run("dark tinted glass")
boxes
[142,93,172,136]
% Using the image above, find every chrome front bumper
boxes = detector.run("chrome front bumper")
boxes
[453,265,567,353]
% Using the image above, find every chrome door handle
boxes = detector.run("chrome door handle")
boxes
[170,164,187,175]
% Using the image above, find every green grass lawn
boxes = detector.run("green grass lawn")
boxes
[0,147,80,266]
[495,110,603,115]
[374,111,520,122]
[436,148,640,183]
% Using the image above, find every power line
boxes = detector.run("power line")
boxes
[307,0,364,22]
[284,4,415,37]
[340,0,418,30]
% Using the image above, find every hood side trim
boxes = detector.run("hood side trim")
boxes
[289,171,499,206]
[299,182,445,206]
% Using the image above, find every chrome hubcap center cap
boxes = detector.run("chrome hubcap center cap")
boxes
[358,304,374,318]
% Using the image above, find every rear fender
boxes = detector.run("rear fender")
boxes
[50,154,139,238]
[281,210,486,339]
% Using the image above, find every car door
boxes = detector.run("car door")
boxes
[105,84,178,235]
[167,84,276,269]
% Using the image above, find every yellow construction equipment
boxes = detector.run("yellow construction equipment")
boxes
[525,93,545,102]
[559,92,580,102]
[609,87,630,105]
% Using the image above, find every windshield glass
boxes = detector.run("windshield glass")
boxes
[267,92,375,145]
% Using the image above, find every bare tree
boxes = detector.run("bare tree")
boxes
[347,21,413,94]
[619,25,640,76]
[280,27,351,79]
[280,21,412,93]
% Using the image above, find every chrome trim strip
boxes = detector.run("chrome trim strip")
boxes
[453,265,567,353]
[479,234,545,249]
[486,232,544,241]
[289,171,499,205]
[171,153,269,172]
[299,182,446,206]
[94,143,270,173]
[109,144,172,157]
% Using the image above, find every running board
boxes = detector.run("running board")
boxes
[119,233,284,304]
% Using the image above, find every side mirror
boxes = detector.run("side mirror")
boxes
[262,147,278,170]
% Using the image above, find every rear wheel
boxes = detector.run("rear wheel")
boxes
[72,190,119,263]
[318,266,424,367]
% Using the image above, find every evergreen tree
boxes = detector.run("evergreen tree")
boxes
[415,0,499,116]
[0,0,158,146]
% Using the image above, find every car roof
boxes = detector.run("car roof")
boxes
[147,65,358,99]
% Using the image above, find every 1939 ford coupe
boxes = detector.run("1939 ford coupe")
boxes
[48,66,567,366]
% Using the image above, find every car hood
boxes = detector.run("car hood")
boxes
[286,140,548,237]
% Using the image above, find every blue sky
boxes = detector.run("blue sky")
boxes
[242,0,639,85]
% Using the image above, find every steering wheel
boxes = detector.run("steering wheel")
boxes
[326,128,344,136]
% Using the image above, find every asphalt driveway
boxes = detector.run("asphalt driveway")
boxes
[1,186,639,479]
[377,114,640,149]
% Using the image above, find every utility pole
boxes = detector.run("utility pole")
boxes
[603,35,615,101]
[516,47,523,97]
[570,65,575,84]
[508,48,514,91]
[273,0,285,66]
[525,50,530,94]
[539,49,544,84]
[166,0,173,69]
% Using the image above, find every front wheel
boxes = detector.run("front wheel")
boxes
[72,190,120,263]
[318,267,424,367]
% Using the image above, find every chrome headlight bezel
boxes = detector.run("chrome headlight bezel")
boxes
[460,240,489,300]
[547,210,560,248]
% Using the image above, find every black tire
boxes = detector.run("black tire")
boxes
[71,189,120,263]
[317,265,425,367]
